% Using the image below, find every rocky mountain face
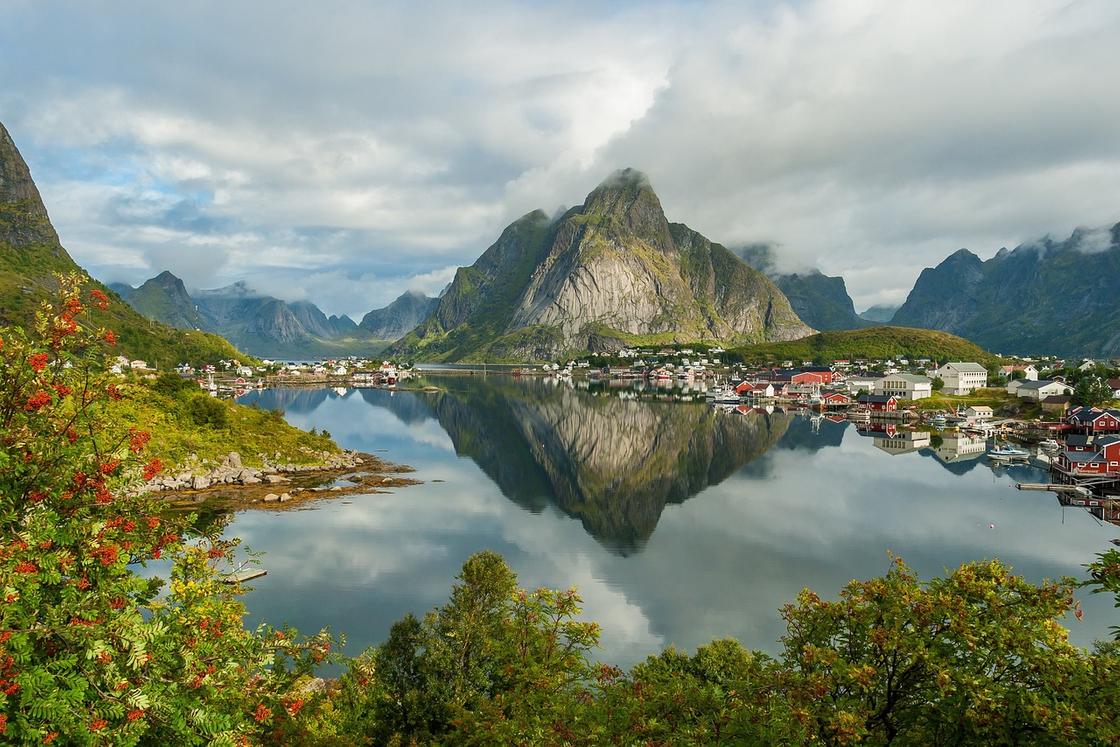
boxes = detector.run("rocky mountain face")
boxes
[393,169,813,361]
[859,304,899,323]
[359,290,438,339]
[0,121,246,366]
[114,274,387,359]
[735,245,872,331]
[891,225,1120,356]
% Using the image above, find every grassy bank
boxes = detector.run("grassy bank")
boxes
[910,388,1042,418]
[112,373,339,471]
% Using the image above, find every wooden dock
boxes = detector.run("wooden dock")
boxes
[222,569,267,584]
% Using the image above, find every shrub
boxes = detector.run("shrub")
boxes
[187,394,229,428]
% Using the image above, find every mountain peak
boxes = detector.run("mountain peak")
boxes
[581,168,672,252]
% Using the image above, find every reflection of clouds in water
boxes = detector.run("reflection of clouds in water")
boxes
[229,385,1119,666]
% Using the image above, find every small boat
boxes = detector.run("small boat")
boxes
[712,388,741,404]
[930,414,947,427]
[988,444,1030,461]
[1038,438,1061,451]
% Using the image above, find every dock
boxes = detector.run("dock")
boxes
[222,569,267,584]
[1016,483,1092,497]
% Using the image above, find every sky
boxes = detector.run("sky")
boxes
[2,0,1119,318]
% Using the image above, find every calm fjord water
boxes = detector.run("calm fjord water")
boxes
[234,376,1117,666]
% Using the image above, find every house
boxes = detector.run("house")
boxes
[1006,379,1025,395]
[734,381,755,394]
[858,394,898,412]
[820,392,851,407]
[934,362,988,395]
[1109,379,1120,398]
[800,366,835,384]
[1014,380,1073,402]
[875,373,932,401]
[846,373,883,395]
[1041,395,1073,414]
[1066,406,1120,434]
[1000,364,1039,381]
[1054,435,1120,477]
[874,430,932,456]
[964,405,993,422]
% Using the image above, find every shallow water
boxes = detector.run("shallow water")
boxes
[230,376,1118,666]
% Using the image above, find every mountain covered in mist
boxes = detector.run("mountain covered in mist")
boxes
[113,274,391,359]
[0,120,247,366]
[890,224,1120,356]
[859,304,900,323]
[391,169,813,361]
[735,245,873,332]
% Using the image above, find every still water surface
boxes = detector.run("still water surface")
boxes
[232,375,1118,666]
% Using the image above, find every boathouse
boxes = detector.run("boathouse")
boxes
[1054,435,1120,477]
[1067,406,1120,434]
[858,394,898,412]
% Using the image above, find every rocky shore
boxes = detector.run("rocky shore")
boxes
[151,450,419,511]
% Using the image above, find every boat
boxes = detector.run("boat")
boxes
[930,414,947,427]
[711,388,741,405]
[987,444,1030,461]
[1038,438,1061,451]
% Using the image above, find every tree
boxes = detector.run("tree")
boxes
[931,376,945,391]
[0,276,333,744]
[1074,377,1112,408]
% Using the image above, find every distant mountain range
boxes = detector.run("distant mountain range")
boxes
[390,169,813,361]
[111,273,436,359]
[890,225,1120,357]
[859,304,900,323]
[0,120,247,366]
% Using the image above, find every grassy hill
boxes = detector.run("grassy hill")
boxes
[730,326,999,365]
[0,121,253,367]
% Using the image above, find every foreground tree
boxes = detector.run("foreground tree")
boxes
[0,276,332,745]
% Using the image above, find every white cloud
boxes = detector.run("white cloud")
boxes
[3,0,1119,313]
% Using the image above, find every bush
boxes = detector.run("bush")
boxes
[150,370,199,398]
[187,394,229,428]
[0,276,335,743]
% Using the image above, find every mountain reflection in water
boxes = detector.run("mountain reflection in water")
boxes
[231,376,1117,667]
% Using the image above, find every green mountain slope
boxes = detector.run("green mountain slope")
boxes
[0,121,250,367]
[891,227,1120,356]
[731,326,998,365]
[391,169,813,362]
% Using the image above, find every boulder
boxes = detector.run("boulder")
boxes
[278,492,292,502]
[265,474,288,484]
[263,493,279,502]
[242,476,262,485]
[227,452,242,469]
[191,476,211,490]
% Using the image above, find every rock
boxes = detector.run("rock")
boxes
[263,493,279,502]
[278,492,292,502]
[227,452,242,468]
[191,476,211,490]
[242,476,262,485]
[265,474,288,484]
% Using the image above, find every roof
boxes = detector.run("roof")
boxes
[1064,450,1102,464]
[1017,379,1067,391]
[882,373,931,384]
[858,394,896,404]
[1067,434,1091,447]
[966,405,993,413]
[1041,395,1072,404]
[942,362,988,373]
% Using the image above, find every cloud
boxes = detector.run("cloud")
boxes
[2,0,1119,312]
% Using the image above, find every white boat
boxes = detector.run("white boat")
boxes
[1038,438,1061,451]
[988,444,1029,461]
[711,388,741,404]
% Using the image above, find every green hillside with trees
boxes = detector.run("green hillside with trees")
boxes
[731,326,1000,365]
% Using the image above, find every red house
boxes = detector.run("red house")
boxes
[1067,407,1120,434]
[1055,435,1120,476]
[821,392,851,406]
[734,381,755,394]
[801,366,835,384]
[858,394,898,413]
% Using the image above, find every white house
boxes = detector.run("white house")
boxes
[846,374,883,395]
[935,362,989,395]
[1000,364,1039,381]
[1014,380,1073,402]
[875,373,933,400]
[964,405,993,423]
[1006,379,1025,395]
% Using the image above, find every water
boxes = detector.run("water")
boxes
[231,376,1118,666]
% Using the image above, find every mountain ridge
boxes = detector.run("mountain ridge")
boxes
[392,168,814,361]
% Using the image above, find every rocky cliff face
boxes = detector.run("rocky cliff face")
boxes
[859,304,899,323]
[359,290,438,339]
[891,227,1120,356]
[111,270,208,330]
[393,169,813,361]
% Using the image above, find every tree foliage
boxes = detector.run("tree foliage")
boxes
[0,276,334,745]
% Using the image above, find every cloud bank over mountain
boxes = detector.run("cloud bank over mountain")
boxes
[3,0,1119,316]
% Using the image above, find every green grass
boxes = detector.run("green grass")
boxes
[731,326,999,366]
[113,375,339,471]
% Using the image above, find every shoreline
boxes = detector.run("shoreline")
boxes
[160,451,420,512]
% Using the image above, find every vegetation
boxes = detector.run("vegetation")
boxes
[6,279,1120,744]
[112,372,338,470]
[730,326,1000,366]
[0,276,335,744]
